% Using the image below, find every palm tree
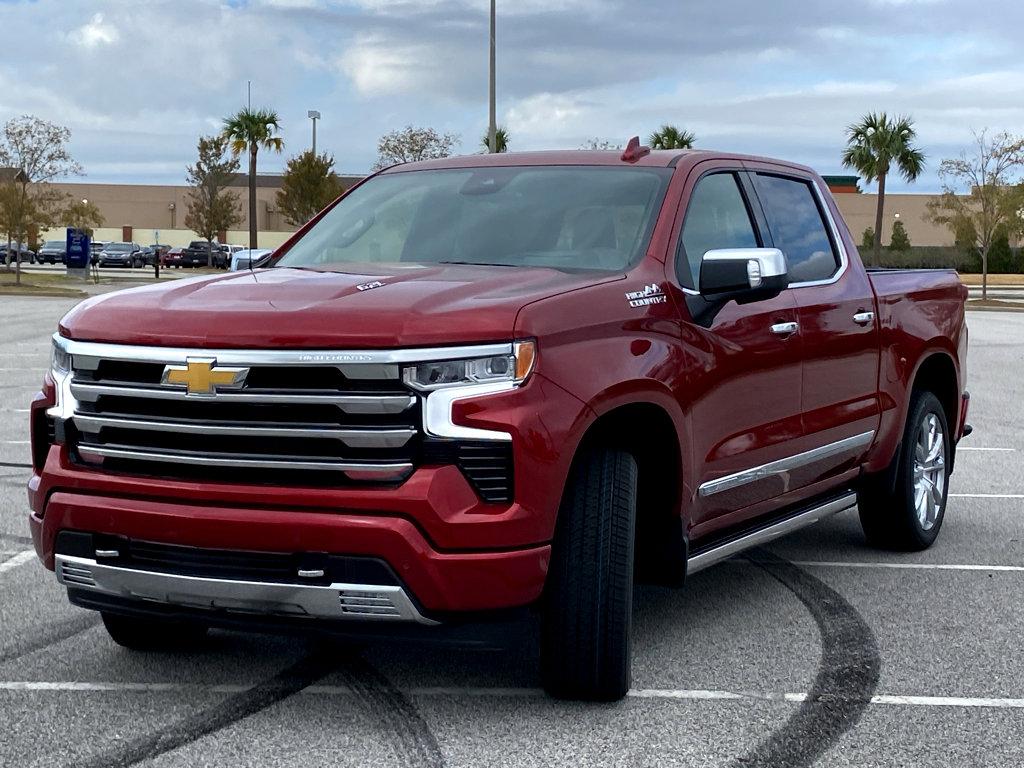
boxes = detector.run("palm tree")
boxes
[648,125,696,150]
[842,112,925,267]
[480,126,509,153]
[222,108,284,249]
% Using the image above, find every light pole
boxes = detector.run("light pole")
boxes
[308,110,320,155]
[487,0,496,153]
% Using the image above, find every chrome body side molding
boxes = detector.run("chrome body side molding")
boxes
[698,431,874,498]
[687,492,857,574]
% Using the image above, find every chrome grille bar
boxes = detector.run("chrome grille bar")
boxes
[77,444,413,479]
[71,382,416,414]
[72,413,415,448]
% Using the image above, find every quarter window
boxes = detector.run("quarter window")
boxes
[754,175,839,283]
[677,173,759,289]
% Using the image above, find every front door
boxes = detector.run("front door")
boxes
[666,165,805,539]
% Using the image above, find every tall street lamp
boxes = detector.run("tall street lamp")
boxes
[308,110,321,155]
[487,0,496,153]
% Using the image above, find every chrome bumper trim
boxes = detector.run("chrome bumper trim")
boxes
[56,554,439,625]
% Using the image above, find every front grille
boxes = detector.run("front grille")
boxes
[66,352,420,487]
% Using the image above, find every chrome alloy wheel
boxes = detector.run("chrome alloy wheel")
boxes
[913,412,946,530]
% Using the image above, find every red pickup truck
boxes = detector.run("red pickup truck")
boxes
[29,143,969,701]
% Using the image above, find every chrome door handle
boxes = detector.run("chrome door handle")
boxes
[853,311,875,326]
[770,321,799,336]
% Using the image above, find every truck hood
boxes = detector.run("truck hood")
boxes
[60,265,620,348]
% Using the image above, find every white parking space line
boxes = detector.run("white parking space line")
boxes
[0,551,35,575]
[1,441,30,445]
[791,560,1024,573]
[957,446,1016,452]
[1,681,1023,709]
[949,493,1024,499]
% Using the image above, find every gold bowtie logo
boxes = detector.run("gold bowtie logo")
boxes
[162,358,248,396]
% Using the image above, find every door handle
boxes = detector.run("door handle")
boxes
[770,321,799,336]
[853,311,875,326]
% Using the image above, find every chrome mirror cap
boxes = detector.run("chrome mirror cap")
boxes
[699,247,789,301]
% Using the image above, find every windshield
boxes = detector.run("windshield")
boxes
[43,240,63,248]
[106,243,132,252]
[274,166,672,272]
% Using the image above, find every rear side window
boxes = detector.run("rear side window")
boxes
[754,175,839,283]
[677,173,759,289]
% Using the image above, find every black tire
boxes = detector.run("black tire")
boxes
[101,612,208,650]
[541,447,638,701]
[858,390,950,551]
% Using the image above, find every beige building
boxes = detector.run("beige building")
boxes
[35,173,956,249]
[41,174,363,248]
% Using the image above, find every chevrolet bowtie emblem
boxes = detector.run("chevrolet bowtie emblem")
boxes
[161,358,249,396]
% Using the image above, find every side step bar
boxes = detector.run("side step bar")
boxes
[687,491,858,575]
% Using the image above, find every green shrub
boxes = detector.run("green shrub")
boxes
[861,227,874,251]
[985,229,1018,273]
[889,220,911,251]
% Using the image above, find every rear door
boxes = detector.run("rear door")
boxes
[667,163,805,536]
[747,165,880,484]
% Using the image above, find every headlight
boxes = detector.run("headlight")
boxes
[403,340,536,391]
[51,338,71,375]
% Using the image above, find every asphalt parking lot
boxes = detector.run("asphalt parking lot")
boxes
[1,293,1022,767]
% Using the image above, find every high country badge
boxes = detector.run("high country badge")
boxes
[625,283,667,308]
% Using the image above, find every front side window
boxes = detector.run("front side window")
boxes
[754,175,839,283]
[677,173,759,289]
[274,166,673,273]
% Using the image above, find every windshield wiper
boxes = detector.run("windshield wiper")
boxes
[437,260,514,267]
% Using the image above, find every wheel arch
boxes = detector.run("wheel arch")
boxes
[560,392,689,584]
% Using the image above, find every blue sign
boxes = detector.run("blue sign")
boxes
[66,228,90,269]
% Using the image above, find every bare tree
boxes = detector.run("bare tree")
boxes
[184,135,242,267]
[926,130,1024,299]
[0,116,82,284]
[373,126,459,170]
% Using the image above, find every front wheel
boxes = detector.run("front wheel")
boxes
[541,447,637,701]
[859,390,951,551]
[101,612,208,650]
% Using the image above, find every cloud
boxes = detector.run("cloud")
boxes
[69,12,119,48]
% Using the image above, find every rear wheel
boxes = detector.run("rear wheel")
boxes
[541,447,637,701]
[101,612,208,650]
[859,390,950,550]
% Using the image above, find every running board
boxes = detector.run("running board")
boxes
[686,491,858,575]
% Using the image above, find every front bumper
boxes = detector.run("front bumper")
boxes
[56,553,437,624]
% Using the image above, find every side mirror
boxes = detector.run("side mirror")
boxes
[699,248,789,304]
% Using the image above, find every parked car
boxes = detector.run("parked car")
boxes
[181,240,228,269]
[4,242,35,265]
[37,240,67,265]
[161,246,185,267]
[30,144,971,702]
[229,248,273,271]
[96,242,142,268]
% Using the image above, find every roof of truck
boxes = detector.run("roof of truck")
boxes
[379,148,817,177]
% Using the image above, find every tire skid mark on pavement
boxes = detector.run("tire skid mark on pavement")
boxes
[77,647,339,768]
[70,647,443,768]
[333,654,445,768]
[732,549,880,768]
[0,613,101,666]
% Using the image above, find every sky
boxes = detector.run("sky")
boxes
[1,0,1022,192]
